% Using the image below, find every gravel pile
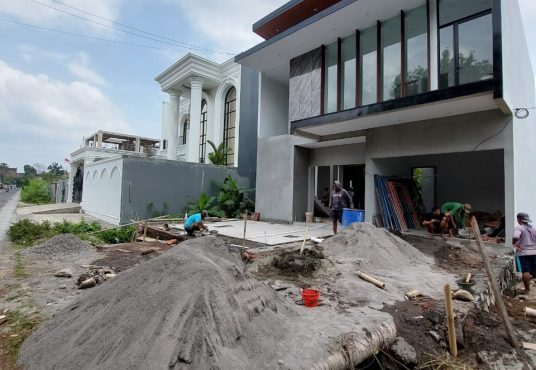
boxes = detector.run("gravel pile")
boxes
[20,234,94,259]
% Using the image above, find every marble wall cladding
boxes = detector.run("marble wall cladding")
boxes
[289,47,322,120]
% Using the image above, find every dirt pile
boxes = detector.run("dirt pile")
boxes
[322,222,432,271]
[272,247,324,274]
[18,237,297,370]
[20,234,94,259]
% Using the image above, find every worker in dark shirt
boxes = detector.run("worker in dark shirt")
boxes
[329,181,353,235]
[422,206,448,240]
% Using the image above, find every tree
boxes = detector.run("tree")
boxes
[207,140,231,166]
[33,163,46,174]
[47,162,65,176]
[0,163,8,184]
[23,165,37,176]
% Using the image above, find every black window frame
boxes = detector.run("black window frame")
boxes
[437,7,492,87]
[223,87,236,166]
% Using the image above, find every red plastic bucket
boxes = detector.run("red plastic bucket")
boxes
[301,289,320,307]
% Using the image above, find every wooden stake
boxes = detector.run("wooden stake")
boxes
[143,220,148,242]
[465,273,472,283]
[471,216,519,348]
[299,225,310,256]
[524,307,536,318]
[357,271,385,289]
[444,284,457,357]
[242,211,248,248]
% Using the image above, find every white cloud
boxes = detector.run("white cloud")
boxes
[166,0,287,56]
[68,52,107,86]
[0,0,124,33]
[0,60,129,144]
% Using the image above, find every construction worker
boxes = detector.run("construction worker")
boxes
[329,181,353,235]
[422,206,449,240]
[440,202,472,237]
[184,210,208,236]
[513,212,536,294]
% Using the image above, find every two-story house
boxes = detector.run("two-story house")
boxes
[236,0,535,241]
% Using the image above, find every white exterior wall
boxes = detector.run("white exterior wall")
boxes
[500,0,536,241]
[81,157,124,225]
[259,73,289,138]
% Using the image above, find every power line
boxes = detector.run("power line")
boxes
[49,0,231,55]
[0,17,192,53]
[28,0,235,56]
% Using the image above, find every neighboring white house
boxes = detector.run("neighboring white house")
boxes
[236,0,536,242]
[66,55,259,225]
[155,53,242,166]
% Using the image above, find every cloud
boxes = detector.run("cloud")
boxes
[166,0,287,56]
[0,0,124,33]
[68,52,107,86]
[0,60,129,144]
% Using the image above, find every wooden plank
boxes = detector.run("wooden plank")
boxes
[444,284,457,357]
[471,216,519,348]
[523,342,536,350]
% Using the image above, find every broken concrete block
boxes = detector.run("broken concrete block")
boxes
[104,273,117,279]
[79,278,96,289]
[54,269,73,278]
[0,315,8,325]
[390,337,417,365]
[58,285,66,290]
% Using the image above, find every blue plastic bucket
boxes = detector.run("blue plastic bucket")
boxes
[341,208,365,228]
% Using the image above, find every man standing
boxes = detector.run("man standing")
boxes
[329,181,353,234]
[440,202,472,237]
[184,210,208,236]
[513,212,536,294]
[422,206,448,239]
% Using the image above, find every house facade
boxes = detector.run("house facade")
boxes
[236,0,535,241]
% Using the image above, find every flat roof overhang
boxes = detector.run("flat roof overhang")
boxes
[253,0,342,40]
[236,0,426,83]
[292,80,499,137]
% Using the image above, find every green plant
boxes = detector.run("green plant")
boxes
[97,226,135,244]
[207,140,231,165]
[216,175,254,218]
[20,178,50,204]
[8,219,54,246]
[184,192,225,217]
[52,220,101,234]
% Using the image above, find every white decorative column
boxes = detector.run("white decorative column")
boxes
[96,131,103,148]
[167,89,182,160]
[187,77,204,163]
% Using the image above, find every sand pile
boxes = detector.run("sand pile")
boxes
[19,237,297,370]
[20,234,93,259]
[322,222,433,271]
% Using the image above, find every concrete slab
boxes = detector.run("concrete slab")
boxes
[206,220,333,245]
[16,203,81,215]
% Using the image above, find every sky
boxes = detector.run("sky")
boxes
[0,0,535,172]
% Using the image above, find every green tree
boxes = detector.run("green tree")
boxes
[21,178,50,204]
[23,165,37,176]
[47,162,65,176]
[0,163,8,184]
[207,140,231,165]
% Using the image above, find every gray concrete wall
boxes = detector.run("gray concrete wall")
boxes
[120,157,246,224]
[259,74,289,138]
[309,143,366,166]
[237,65,260,190]
[293,146,310,221]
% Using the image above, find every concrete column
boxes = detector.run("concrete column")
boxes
[96,131,103,148]
[167,89,182,160]
[135,137,141,153]
[187,77,205,162]
[429,0,439,91]
[66,163,76,203]
[160,101,168,154]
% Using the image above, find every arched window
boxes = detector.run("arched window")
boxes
[199,100,208,163]
[181,118,188,145]
[223,87,236,166]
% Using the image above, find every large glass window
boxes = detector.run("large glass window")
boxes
[223,87,236,166]
[360,26,377,105]
[323,42,338,113]
[381,16,401,101]
[458,14,493,84]
[405,5,428,95]
[439,0,492,26]
[199,100,207,163]
[340,35,356,110]
[439,0,492,88]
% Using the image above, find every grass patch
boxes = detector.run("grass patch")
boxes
[8,219,135,248]
[0,310,42,362]
[13,250,26,278]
